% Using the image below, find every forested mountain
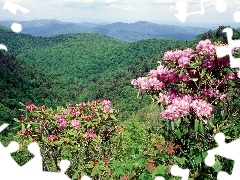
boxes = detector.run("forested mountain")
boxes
[0,24,238,125]
[0,19,209,42]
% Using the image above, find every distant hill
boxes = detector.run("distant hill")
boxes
[0,19,209,42]
[0,25,191,120]
[0,24,236,122]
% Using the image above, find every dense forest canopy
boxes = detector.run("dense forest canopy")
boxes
[0,23,240,179]
[0,25,239,126]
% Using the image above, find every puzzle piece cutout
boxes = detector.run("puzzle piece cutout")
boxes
[0,124,74,179]
[3,1,30,33]
[0,44,8,51]
[0,123,9,132]
[215,27,240,78]
[204,132,240,179]
[3,0,30,15]
[174,0,227,22]
[0,1,30,51]
[155,165,189,180]
[0,140,72,179]
[233,11,240,23]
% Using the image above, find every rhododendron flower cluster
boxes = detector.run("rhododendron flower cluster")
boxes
[132,39,239,122]
[26,103,37,111]
[14,99,118,178]
[159,91,212,120]
[16,99,117,144]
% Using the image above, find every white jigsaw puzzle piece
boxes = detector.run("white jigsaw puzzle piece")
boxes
[175,0,227,22]
[38,160,71,180]
[215,27,240,77]
[3,0,30,15]
[0,122,90,180]
[0,123,9,132]
[81,175,92,180]
[174,0,204,22]
[2,1,30,33]
[204,132,240,179]
[155,176,165,180]
[21,142,43,174]
[155,164,189,180]
[233,11,240,23]
[0,141,22,179]
[0,44,8,51]
[171,165,190,180]
[215,0,227,13]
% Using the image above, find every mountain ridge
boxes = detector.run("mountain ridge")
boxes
[0,19,209,42]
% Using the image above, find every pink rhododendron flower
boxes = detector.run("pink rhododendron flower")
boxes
[48,134,57,141]
[202,60,215,69]
[26,104,37,111]
[84,115,94,121]
[71,120,81,129]
[225,72,236,80]
[196,39,215,56]
[190,99,212,118]
[58,120,68,130]
[102,100,111,106]
[39,105,45,111]
[84,128,95,139]
[178,56,190,67]
[161,95,192,120]
[181,73,190,83]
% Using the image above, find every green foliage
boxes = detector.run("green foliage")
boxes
[13,101,118,180]
[0,25,239,179]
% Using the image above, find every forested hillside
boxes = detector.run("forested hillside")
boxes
[1,24,240,179]
[0,25,194,120]
[0,25,238,124]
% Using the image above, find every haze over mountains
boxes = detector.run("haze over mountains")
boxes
[0,19,210,42]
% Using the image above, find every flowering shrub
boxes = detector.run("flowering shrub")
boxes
[132,39,239,130]
[14,100,118,179]
[12,39,239,179]
[131,39,240,178]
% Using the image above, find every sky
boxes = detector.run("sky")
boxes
[0,0,239,27]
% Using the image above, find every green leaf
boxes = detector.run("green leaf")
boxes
[220,110,225,121]
[171,121,175,130]
[194,155,202,166]
[201,152,208,158]
[224,68,232,73]
[53,141,63,145]
[175,118,181,127]
[207,118,214,129]
[149,104,158,113]
[177,129,182,139]
[21,124,26,134]
[152,165,167,177]
[13,118,20,122]
[115,167,124,175]
[159,103,164,112]
[228,80,235,86]
[91,167,98,176]
[110,114,117,120]
[103,114,108,120]
[213,160,222,172]
[86,163,94,168]
[105,166,111,172]
[19,102,26,107]
[194,119,199,133]
[199,121,204,134]
[71,169,78,179]
[173,156,186,165]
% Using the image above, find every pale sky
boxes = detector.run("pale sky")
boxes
[0,0,240,26]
